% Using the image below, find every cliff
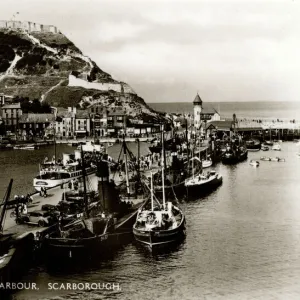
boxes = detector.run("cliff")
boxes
[0,22,162,121]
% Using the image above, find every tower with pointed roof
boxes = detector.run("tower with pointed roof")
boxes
[193,92,202,129]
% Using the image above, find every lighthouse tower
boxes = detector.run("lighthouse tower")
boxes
[193,92,202,129]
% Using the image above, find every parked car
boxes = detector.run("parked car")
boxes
[16,210,55,227]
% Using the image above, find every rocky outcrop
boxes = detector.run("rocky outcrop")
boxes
[0,24,162,121]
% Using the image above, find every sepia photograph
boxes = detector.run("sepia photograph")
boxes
[0,0,300,299]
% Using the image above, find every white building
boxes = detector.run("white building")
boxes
[193,93,202,129]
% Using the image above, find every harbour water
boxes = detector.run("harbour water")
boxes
[2,142,300,299]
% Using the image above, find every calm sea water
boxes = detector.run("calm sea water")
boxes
[2,142,300,299]
[149,101,300,120]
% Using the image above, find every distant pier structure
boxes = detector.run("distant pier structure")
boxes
[0,20,59,33]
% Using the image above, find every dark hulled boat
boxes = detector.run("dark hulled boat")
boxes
[45,155,148,260]
[0,180,35,289]
[133,172,185,248]
[185,170,223,195]
[221,143,248,164]
[245,139,261,151]
[133,125,185,248]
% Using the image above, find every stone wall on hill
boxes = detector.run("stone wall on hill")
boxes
[0,20,58,33]
[68,74,136,94]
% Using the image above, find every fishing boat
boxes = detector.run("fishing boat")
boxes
[261,144,269,151]
[249,160,260,167]
[44,147,148,260]
[133,174,185,248]
[133,125,185,248]
[221,144,248,164]
[0,180,35,288]
[272,143,281,151]
[245,139,261,151]
[185,170,222,194]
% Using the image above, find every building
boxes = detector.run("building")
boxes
[107,107,127,137]
[193,92,221,131]
[74,110,90,138]
[193,93,202,129]
[0,93,13,107]
[19,113,55,139]
[55,107,90,138]
[87,104,108,137]
[0,103,22,133]
[55,107,76,138]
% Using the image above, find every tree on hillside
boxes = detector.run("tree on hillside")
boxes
[13,96,52,113]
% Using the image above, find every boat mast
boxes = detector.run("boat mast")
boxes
[0,179,13,233]
[54,124,57,163]
[161,124,166,210]
[80,146,89,217]
[123,137,130,195]
[137,137,140,193]
[185,118,189,168]
[150,172,154,211]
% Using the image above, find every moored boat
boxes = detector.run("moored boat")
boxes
[44,149,148,260]
[133,171,185,248]
[0,180,35,289]
[272,143,281,151]
[249,160,260,167]
[33,151,96,191]
[245,139,261,151]
[185,170,222,194]
[261,144,269,151]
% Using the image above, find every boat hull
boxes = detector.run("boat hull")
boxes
[185,175,222,195]
[44,205,143,261]
[133,216,186,248]
[221,151,248,164]
[0,233,35,288]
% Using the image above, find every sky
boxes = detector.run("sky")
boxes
[1,0,300,103]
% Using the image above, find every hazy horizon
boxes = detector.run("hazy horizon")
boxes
[1,0,300,103]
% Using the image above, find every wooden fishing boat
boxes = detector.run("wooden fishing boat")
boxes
[185,170,222,194]
[133,125,185,248]
[45,145,149,260]
[245,139,261,151]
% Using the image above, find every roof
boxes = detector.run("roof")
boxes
[202,107,218,114]
[206,120,233,130]
[76,110,89,119]
[2,103,21,109]
[193,93,202,105]
[108,107,126,116]
[19,113,55,123]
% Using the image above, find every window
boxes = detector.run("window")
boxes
[91,108,94,113]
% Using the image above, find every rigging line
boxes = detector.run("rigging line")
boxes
[141,178,161,206]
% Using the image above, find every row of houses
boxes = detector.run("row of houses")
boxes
[0,102,161,139]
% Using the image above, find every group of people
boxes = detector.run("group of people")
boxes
[12,194,33,218]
